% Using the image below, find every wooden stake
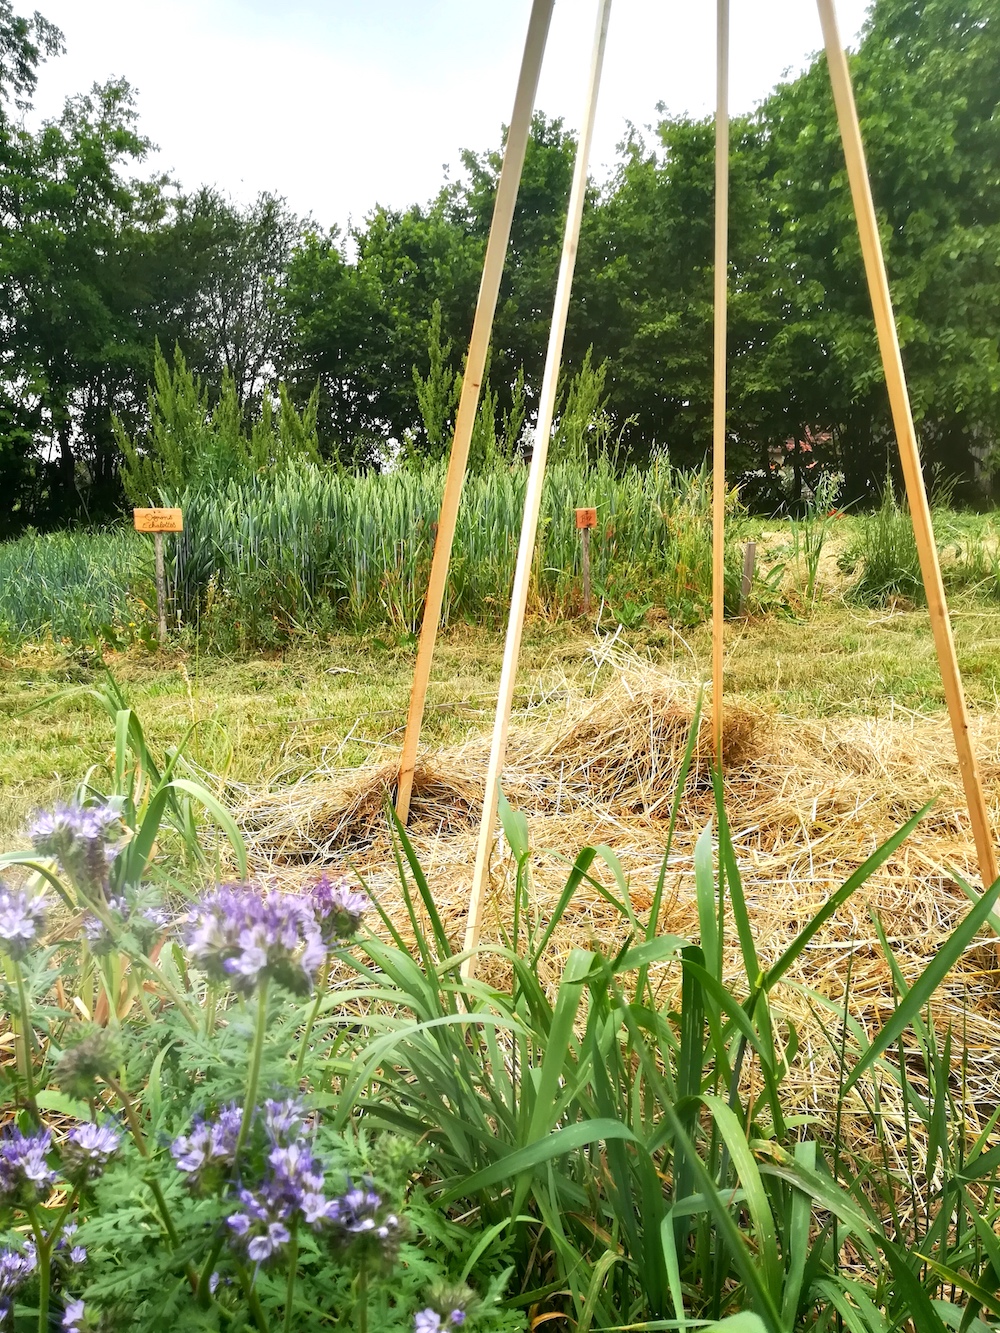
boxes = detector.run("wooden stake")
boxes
[711,0,729,763]
[395,0,555,823]
[581,527,592,614]
[817,0,998,888]
[154,532,167,647]
[576,506,597,614]
[462,0,614,981]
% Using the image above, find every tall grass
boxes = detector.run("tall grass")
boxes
[326,775,1000,1330]
[0,459,745,650]
[0,530,150,645]
[169,456,746,649]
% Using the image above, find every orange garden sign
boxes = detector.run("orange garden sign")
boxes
[134,509,183,644]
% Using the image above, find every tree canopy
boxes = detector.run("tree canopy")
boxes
[0,0,997,530]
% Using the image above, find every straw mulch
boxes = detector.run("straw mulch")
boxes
[233,654,1000,1162]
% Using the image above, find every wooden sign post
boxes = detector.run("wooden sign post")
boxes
[133,508,183,647]
[575,507,597,613]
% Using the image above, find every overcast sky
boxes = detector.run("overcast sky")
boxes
[27,0,871,234]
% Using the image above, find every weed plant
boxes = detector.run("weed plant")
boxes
[3,689,1000,1330]
[845,481,924,604]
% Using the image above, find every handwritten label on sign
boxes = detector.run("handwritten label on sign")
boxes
[575,507,597,529]
[134,508,183,533]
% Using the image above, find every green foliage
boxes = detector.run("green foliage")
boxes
[4,690,1000,1329]
[115,343,320,507]
[845,478,925,604]
[319,762,1000,1330]
[550,349,616,467]
[411,300,461,460]
[0,530,150,646]
[167,455,745,648]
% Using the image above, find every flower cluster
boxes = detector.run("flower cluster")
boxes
[413,1282,475,1332]
[29,803,122,900]
[82,888,170,956]
[62,1123,121,1182]
[173,1096,402,1269]
[307,875,370,945]
[171,1104,242,1192]
[0,882,45,961]
[52,1031,120,1102]
[224,1098,325,1264]
[184,885,327,996]
[415,1311,467,1332]
[0,1127,56,1206]
[0,1243,36,1324]
[55,1224,87,1267]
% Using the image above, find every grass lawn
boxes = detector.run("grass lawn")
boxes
[4,578,1000,854]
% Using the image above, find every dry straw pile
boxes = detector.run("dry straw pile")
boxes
[235,652,1000,1154]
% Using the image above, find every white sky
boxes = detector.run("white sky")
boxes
[28,0,871,234]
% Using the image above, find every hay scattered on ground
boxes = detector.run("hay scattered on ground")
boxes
[232,651,1000,1154]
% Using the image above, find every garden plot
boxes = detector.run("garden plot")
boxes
[235,652,1000,1160]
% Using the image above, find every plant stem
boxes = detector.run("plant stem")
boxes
[197,1236,226,1308]
[105,1073,196,1288]
[356,1259,369,1333]
[12,960,40,1123]
[236,1263,270,1333]
[237,977,269,1159]
[25,1206,49,1333]
[283,1223,299,1333]
[294,960,331,1081]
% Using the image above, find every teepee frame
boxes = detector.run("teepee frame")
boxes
[396,0,998,977]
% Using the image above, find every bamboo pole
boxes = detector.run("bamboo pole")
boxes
[817,0,998,888]
[711,0,729,761]
[462,0,614,981]
[395,0,555,823]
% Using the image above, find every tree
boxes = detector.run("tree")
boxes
[164,189,304,408]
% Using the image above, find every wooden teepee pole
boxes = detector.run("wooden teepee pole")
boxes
[711,0,729,761]
[462,0,614,981]
[396,0,555,823]
[817,0,998,888]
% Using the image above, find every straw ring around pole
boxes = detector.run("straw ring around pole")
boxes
[711,0,730,764]
[461,0,615,983]
[395,0,555,824]
[816,0,998,888]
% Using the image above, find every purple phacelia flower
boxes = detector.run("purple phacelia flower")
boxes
[414,1313,442,1333]
[29,802,121,900]
[0,1242,36,1296]
[450,1313,466,1327]
[324,1184,402,1256]
[171,1103,242,1190]
[225,1186,292,1265]
[0,1126,56,1205]
[0,882,45,961]
[184,884,326,995]
[63,1122,120,1180]
[62,1296,86,1333]
[83,889,169,955]
[262,1098,305,1145]
[307,875,369,944]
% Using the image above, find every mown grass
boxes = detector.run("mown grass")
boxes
[5,584,1000,853]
